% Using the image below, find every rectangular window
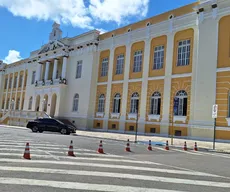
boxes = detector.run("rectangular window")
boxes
[9,77,12,89]
[96,123,100,127]
[112,124,116,129]
[101,58,109,77]
[76,60,82,79]
[115,54,124,75]
[4,78,8,89]
[150,128,156,133]
[31,71,36,84]
[133,50,142,72]
[151,98,161,115]
[177,98,187,116]
[177,39,191,66]
[113,99,120,113]
[14,76,17,88]
[98,100,105,112]
[19,75,23,87]
[130,99,139,113]
[129,126,134,131]
[153,45,164,70]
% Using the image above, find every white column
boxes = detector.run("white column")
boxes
[45,61,50,80]
[138,39,151,132]
[9,70,15,110]
[35,63,42,81]
[120,44,131,132]
[61,56,67,79]
[4,73,10,112]
[52,59,58,80]
[161,33,174,135]
[19,69,26,110]
[103,48,114,130]
[14,72,20,110]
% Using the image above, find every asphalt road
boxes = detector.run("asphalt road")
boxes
[0,126,230,192]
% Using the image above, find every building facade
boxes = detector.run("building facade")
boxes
[1,0,230,140]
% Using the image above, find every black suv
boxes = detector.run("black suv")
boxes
[26,118,75,135]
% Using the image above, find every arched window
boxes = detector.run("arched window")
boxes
[28,97,33,110]
[113,93,121,113]
[174,90,187,116]
[130,92,139,113]
[98,94,105,112]
[150,92,161,115]
[72,94,79,112]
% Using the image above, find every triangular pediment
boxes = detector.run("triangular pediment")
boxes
[38,40,66,54]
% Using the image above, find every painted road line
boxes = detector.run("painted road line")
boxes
[0,177,186,192]
[172,149,203,156]
[0,166,228,188]
[0,152,161,165]
[154,147,174,152]
[0,148,123,157]
[0,158,220,177]
[0,142,66,147]
[195,151,230,159]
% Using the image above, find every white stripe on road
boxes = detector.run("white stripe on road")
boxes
[0,166,228,188]
[0,177,186,192]
[195,151,230,159]
[172,149,203,156]
[0,158,220,177]
[0,142,66,147]
[0,153,161,165]
[0,148,122,157]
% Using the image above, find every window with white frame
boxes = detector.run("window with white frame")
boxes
[177,39,191,66]
[113,93,121,113]
[14,76,17,88]
[98,94,105,112]
[76,60,82,79]
[174,90,187,116]
[72,94,79,112]
[150,92,161,115]
[31,71,36,84]
[133,50,142,72]
[115,54,124,75]
[101,58,109,77]
[28,97,33,110]
[153,45,164,70]
[9,77,12,89]
[130,92,139,113]
[19,75,23,87]
[4,78,8,89]
[16,98,20,110]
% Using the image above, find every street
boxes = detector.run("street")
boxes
[0,127,230,192]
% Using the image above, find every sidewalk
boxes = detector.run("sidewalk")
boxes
[1,124,230,153]
[75,130,230,153]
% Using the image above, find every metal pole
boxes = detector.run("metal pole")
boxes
[134,104,138,143]
[213,118,216,150]
[171,101,174,145]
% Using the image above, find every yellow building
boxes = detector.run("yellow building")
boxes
[93,0,230,141]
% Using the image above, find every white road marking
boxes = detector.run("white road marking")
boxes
[172,149,203,156]
[154,147,173,152]
[195,151,230,159]
[0,177,186,192]
[0,142,66,147]
[0,166,228,188]
[0,158,220,177]
[0,148,123,157]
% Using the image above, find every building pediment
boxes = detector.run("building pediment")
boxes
[38,40,66,54]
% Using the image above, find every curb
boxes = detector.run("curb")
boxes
[0,125,28,130]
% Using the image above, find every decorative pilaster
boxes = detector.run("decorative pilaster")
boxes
[45,61,50,80]
[61,56,67,79]
[52,59,58,80]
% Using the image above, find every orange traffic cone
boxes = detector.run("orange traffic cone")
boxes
[148,140,152,151]
[165,140,169,150]
[125,139,131,152]
[194,142,198,151]
[23,142,31,160]
[97,140,104,154]
[68,140,75,157]
[183,141,187,151]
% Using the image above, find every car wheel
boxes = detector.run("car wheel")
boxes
[60,128,67,135]
[38,129,43,133]
[32,126,38,132]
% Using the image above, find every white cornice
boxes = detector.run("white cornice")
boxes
[217,67,230,72]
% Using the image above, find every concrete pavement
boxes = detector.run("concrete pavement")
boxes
[0,126,230,191]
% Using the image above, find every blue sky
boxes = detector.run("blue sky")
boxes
[0,0,195,64]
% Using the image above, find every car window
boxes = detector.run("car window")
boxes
[55,119,64,125]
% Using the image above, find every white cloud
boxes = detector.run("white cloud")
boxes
[0,0,150,29]
[89,0,149,25]
[0,0,92,29]
[3,50,22,64]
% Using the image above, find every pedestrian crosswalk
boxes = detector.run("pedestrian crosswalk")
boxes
[0,137,229,192]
